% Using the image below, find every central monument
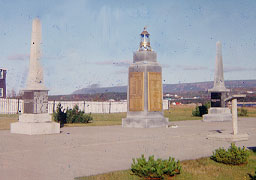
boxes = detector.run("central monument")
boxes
[11,18,60,135]
[122,27,168,128]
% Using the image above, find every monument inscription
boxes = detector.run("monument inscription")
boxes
[211,92,221,107]
[129,72,144,111]
[148,72,162,111]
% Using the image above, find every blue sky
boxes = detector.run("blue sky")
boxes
[0,0,256,95]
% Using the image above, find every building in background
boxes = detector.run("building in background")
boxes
[0,68,7,98]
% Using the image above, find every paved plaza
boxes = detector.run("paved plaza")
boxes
[0,118,255,180]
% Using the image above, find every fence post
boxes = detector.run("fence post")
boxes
[109,101,111,114]
[17,98,20,114]
[53,100,55,113]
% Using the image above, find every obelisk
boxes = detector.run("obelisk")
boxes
[122,27,168,128]
[203,41,232,122]
[11,18,60,135]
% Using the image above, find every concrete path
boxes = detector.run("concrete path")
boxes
[0,118,255,180]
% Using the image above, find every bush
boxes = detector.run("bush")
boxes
[66,105,93,124]
[131,155,181,179]
[211,143,250,165]
[238,108,248,117]
[192,104,208,117]
[192,106,200,116]
[53,103,66,124]
[53,104,93,124]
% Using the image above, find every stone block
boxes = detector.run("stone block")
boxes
[19,113,52,123]
[122,116,168,128]
[11,121,60,135]
[203,107,232,122]
[10,113,60,135]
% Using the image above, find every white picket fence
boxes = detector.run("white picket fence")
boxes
[0,98,23,114]
[0,98,169,114]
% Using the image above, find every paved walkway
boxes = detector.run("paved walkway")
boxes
[0,118,255,180]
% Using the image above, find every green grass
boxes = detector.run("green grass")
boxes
[241,107,256,117]
[64,113,127,127]
[1,106,256,129]
[165,105,202,121]
[75,151,256,180]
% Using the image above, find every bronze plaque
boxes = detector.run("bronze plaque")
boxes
[129,72,144,111]
[148,72,162,111]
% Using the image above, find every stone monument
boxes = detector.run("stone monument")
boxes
[203,41,232,122]
[11,18,60,135]
[122,27,168,128]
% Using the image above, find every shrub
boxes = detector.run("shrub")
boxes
[131,155,181,179]
[238,108,248,117]
[211,143,250,165]
[53,104,93,124]
[192,106,200,116]
[192,104,208,117]
[53,103,66,124]
[66,105,93,124]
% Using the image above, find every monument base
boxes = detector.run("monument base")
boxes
[11,114,60,135]
[207,133,249,142]
[122,115,168,128]
[203,107,232,122]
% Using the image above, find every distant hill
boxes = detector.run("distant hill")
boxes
[72,80,256,94]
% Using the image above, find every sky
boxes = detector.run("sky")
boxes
[0,0,256,95]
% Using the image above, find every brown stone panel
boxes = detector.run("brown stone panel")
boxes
[23,91,34,113]
[148,72,162,111]
[129,72,144,111]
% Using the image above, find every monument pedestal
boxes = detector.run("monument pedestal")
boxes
[11,114,60,135]
[203,107,232,122]
[122,112,168,128]
[10,89,60,135]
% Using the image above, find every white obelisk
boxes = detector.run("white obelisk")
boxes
[203,41,232,122]
[11,18,60,135]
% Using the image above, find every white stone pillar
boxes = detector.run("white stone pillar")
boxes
[232,98,238,135]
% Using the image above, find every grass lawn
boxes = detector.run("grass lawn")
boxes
[1,106,256,129]
[65,105,202,127]
[241,107,256,117]
[0,114,18,130]
[75,151,256,180]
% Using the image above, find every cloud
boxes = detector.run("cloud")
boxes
[87,83,101,88]
[224,66,256,72]
[162,64,170,68]
[94,60,131,67]
[43,55,66,60]
[7,54,29,61]
[177,65,208,71]
[115,69,128,74]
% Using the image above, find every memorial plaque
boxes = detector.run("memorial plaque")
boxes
[129,72,144,111]
[148,72,162,111]
[23,91,34,113]
[211,92,221,107]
